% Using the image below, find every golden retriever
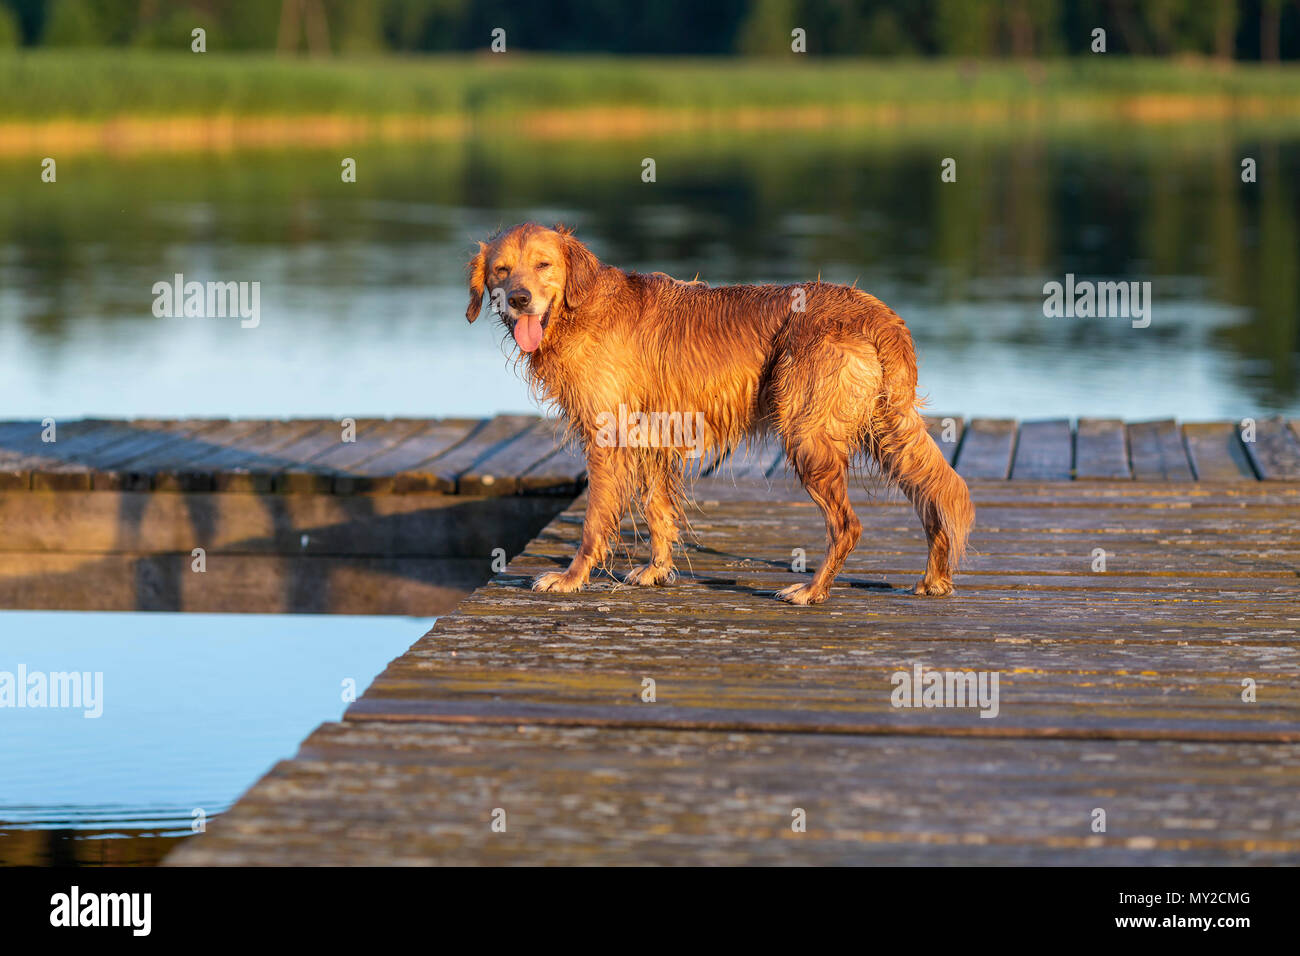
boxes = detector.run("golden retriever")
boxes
[467,223,974,605]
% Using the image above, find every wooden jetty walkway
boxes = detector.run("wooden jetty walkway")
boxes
[1,414,1297,616]
[0,415,585,614]
[143,414,1300,865]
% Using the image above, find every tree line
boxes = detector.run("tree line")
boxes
[1,0,1297,60]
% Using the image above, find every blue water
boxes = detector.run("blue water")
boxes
[3,138,1298,421]
[0,611,431,863]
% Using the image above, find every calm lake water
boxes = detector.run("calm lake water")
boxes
[0,611,431,866]
[1,129,1297,420]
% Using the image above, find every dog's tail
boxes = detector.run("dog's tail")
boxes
[864,317,974,573]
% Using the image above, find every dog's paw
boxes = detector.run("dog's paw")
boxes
[625,563,677,586]
[531,571,586,594]
[775,582,827,606]
[913,577,954,597]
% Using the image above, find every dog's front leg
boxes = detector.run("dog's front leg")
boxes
[625,457,680,586]
[533,445,631,594]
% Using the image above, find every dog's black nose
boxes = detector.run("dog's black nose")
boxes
[507,289,531,311]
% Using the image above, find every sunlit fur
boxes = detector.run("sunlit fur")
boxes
[467,223,975,605]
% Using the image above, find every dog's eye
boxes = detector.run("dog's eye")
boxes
[494,265,510,277]
[536,262,551,270]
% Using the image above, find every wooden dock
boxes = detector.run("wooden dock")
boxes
[0,416,585,615]
[2,414,1297,614]
[155,415,1300,865]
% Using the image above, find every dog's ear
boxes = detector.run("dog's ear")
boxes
[465,241,488,322]
[560,229,600,310]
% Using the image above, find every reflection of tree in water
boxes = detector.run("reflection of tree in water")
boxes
[1214,141,1299,409]
[0,131,1296,407]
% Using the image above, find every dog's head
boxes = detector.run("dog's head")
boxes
[466,223,600,353]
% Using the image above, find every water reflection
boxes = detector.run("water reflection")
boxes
[0,611,430,866]
[0,128,1295,418]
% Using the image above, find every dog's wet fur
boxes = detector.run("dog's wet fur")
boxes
[467,223,974,605]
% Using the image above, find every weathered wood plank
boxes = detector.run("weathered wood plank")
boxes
[0,420,133,490]
[518,438,588,496]
[276,419,430,494]
[1011,419,1072,480]
[924,415,964,465]
[428,414,539,493]
[1243,416,1300,481]
[0,421,121,491]
[210,420,333,493]
[28,421,173,491]
[334,419,482,494]
[167,722,1300,866]
[1183,421,1256,481]
[0,420,44,489]
[80,420,228,491]
[955,418,1016,479]
[272,419,400,494]
[459,418,571,495]
[1126,419,1194,482]
[150,419,273,492]
[1074,418,1130,480]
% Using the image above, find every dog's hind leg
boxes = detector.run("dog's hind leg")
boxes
[769,334,875,605]
[626,454,680,586]
[533,445,634,594]
[776,438,862,606]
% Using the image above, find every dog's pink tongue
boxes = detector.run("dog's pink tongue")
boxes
[513,314,543,353]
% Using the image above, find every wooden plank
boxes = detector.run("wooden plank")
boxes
[150,419,274,492]
[1183,421,1256,481]
[518,437,588,496]
[167,723,1300,866]
[265,423,371,493]
[1074,418,1130,480]
[28,421,167,491]
[0,420,124,491]
[94,420,237,491]
[210,420,332,493]
[69,420,220,491]
[0,420,54,489]
[428,414,539,494]
[1010,419,1072,480]
[1242,416,1300,481]
[924,415,964,465]
[954,418,1016,480]
[334,419,482,494]
[459,418,572,495]
[275,419,424,495]
[1127,419,1194,481]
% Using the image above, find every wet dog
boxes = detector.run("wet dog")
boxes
[467,223,974,605]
